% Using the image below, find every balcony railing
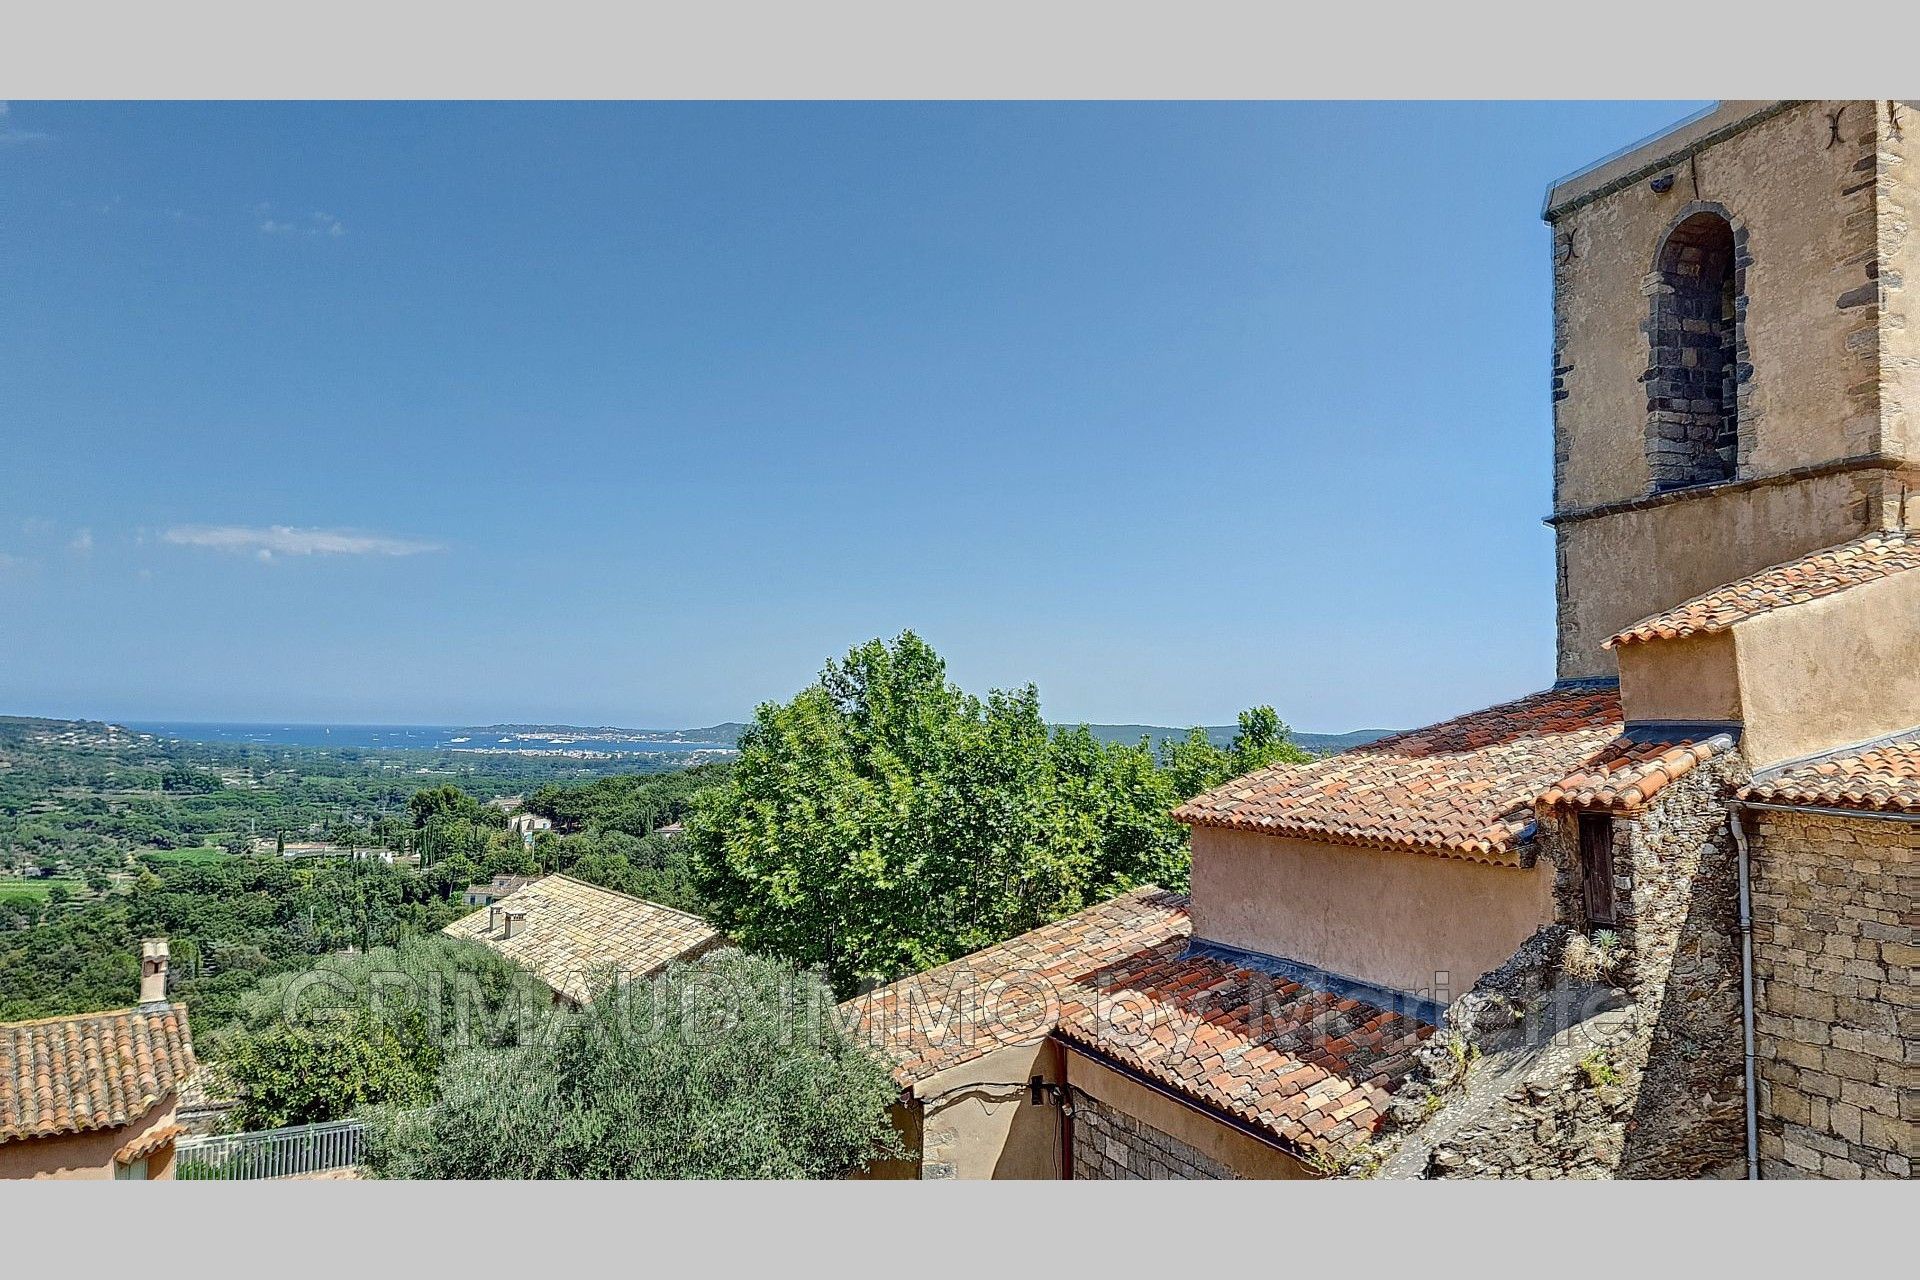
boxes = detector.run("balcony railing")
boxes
[175,1118,367,1180]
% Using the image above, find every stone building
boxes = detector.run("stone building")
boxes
[850,101,1916,1180]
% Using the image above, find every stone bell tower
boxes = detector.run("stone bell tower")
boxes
[1543,101,1920,680]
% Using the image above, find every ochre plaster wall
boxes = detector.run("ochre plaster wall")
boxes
[1187,827,1556,997]
[1616,629,1741,725]
[1732,568,1920,768]
[911,1041,1062,1180]
[1556,473,1877,678]
[0,1095,179,1181]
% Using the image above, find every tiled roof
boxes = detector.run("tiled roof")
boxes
[1173,686,1624,863]
[1054,941,1434,1160]
[1607,531,1920,648]
[843,888,1191,1086]
[0,1004,196,1144]
[1537,733,1735,813]
[116,1122,187,1165]
[1741,735,1920,815]
[844,889,1435,1161]
[443,874,723,1004]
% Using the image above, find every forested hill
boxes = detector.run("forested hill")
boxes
[462,721,1396,757]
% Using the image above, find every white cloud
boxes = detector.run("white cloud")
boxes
[162,525,445,559]
[0,102,52,147]
[256,203,346,238]
[68,528,93,555]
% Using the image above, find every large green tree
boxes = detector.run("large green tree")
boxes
[364,949,900,1179]
[688,632,1297,996]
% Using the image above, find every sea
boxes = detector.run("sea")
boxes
[124,722,736,756]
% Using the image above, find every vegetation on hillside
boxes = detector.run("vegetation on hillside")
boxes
[213,934,555,1129]
[2,640,1319,1159]
[364,949,900,1179]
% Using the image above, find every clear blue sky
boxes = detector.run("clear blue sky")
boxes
[0,101,1706,732]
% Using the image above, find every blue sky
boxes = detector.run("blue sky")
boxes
[0,101,1706,732]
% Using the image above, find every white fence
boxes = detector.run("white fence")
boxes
[175,1118,367,1180]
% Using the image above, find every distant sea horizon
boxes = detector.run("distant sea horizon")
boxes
[123,719,1395,757]
[124,721,739,755]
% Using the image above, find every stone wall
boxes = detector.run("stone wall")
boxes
[1557,753,1749,1176]
[1749,808,1916,1179]
[1390,754,1749,1179]
[1067,1089,1240,1180]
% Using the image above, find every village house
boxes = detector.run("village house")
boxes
[506,812,554,849]
[462,872,539,906]
[444,873,724,1005]
[0,941,197,1180]
[849,100,1917,1180]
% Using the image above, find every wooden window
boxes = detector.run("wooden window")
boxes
[1578,815,1617,928]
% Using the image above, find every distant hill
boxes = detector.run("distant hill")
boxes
[457,723,749,745]
[1074,725,1396,756]
[462,721,1396,757]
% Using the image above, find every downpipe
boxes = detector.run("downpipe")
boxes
[1730,808,1760,1180]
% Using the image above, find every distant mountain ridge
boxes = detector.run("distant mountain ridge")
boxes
[457,723,749,744]
[458,721,1396,756]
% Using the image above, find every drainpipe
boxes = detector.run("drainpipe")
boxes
[1730,808,1760,1180]
[1055,1038,1074,1181]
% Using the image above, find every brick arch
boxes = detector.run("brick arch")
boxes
[1642,202,1750,492]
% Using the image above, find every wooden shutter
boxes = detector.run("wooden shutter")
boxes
[1578,815,1616,927]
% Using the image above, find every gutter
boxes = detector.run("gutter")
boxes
[1728,809,1760,1181]
[1736,800,1920,824]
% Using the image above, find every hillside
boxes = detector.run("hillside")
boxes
[463,720,1396,757]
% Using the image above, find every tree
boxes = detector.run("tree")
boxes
[1158,705,1311,799]
[407,784,487,829]
[689,632,1199,995]
[364,949,900,1179]
[218,934,551,1128]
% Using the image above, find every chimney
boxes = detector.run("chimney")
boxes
[488,905,501,933]
[503,907,527,940]
[139,939,170,1007]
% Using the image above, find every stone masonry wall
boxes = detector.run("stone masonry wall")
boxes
[1068,1089,1239,1180]
[1750,809,1916,1179]
[1411,753,1748,1178]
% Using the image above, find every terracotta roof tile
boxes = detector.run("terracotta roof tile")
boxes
[0,1004,196,1144]
[115,1122,187,1165]
[843,889,1435,1161]
[1053,941,1434,1160]
[843,888,1188,1085]
[443,874,723,1004]
[1538,733,1735,813]
[1173,686,1624,862]
[1741,735,1920,815]
[1607,531,1920,649]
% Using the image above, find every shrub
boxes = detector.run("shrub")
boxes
[364,949,901,1179]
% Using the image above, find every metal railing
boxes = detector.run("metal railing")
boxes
[176,1118,367,1180]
